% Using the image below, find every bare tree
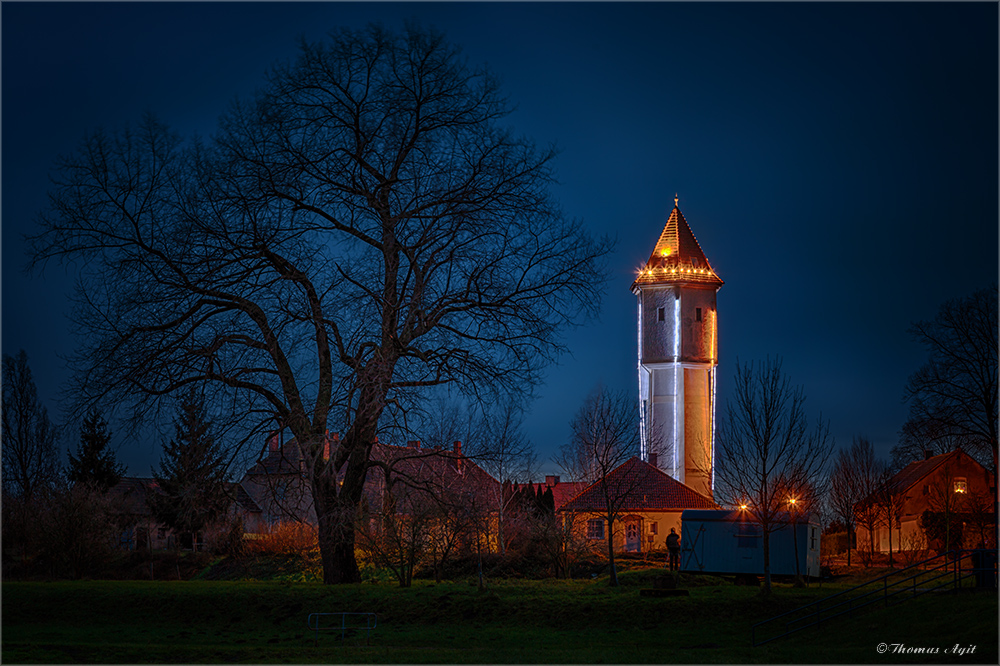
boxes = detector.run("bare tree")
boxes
[29,25,610,584]
[874,466,906,566]
[464,398,536,555]
[557,385,640,587]
[716,358,833,596]
[845,438,886,566]
[1,350,61,500]
[828,437,882,566]
[902,287,997,478]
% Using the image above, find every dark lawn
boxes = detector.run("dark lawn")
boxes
[3,576,997,663]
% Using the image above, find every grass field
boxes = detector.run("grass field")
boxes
[3,571,997,663]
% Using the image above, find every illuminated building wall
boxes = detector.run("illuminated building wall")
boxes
[632,197,721,500]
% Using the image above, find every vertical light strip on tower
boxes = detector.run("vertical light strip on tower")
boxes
[710,365,717,494]
[637,295,646,461]
[673,290,680,478]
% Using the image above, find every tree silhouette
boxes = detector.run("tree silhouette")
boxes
[902,287,997,471]
[68,409,125,493]
[30,25,611,583]
[716,358,833,595]
[557,386,641,587]
[1,350,60,500]
[150,392,230,549]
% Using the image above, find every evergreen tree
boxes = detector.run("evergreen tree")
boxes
[68,409,125,492]
[150,392,229,548]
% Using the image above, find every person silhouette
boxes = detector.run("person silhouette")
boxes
[666,527,681,571]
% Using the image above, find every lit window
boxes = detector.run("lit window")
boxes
[954,478,967,493]
[587,519,605,540]
[649,522,658,535]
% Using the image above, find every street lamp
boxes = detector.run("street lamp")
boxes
[788,497,802,585]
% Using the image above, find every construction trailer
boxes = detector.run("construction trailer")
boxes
[680,509,821,578]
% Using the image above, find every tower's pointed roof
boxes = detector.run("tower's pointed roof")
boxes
[632,196,723,291]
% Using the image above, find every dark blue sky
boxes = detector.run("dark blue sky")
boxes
[3,2,997,477]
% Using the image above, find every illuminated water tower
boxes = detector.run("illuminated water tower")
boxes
[631,195,722,500]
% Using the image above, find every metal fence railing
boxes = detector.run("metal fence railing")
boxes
[752,549,997,647]
[307,612,378,646]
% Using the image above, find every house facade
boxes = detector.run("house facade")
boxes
[558,456,718,554]
[855,448,995,552]
[239,433,502,540]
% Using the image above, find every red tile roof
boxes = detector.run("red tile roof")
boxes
[631,201,723,291]
[559,457,719,512]
[245,436,499,492]
[526,480,588,511]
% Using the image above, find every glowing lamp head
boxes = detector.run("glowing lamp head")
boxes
[739,504,748,511]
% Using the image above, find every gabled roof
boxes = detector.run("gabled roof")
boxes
[244,434,500,492]
[228,482,262,513]
[559,457,719,513]
[631,198,723,291]
[885,449,984,495]
[368,441,500,492]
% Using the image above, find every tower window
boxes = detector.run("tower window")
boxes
[696,308,702,322]
[657,307,664,322]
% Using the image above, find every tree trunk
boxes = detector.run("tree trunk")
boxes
[314,485,362,584]
[887,517,894,567]
[607,517,618,587]
[761,529,772,596]
[791,517,803,586]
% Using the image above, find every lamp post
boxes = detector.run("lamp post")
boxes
[789,497,803,586]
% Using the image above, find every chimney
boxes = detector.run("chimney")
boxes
[408,440,421,449]
[545,475,560,487]
[649,452,658,468]
[924,449,934,460]
[267,430,281,453]
[324,431,338,462]
[453,441,462,472]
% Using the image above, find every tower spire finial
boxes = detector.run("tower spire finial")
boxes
[674,193,679,207]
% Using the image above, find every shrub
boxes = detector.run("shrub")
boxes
[242,521,317,555]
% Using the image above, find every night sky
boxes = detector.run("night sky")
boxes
[3,2,997,478]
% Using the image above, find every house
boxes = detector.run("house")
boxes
[239,433,502,540]
[109,432,502,552]
[558,456,719,553]
[107,477,171,551]
[108,477,262,551]
[855,448,995,552]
